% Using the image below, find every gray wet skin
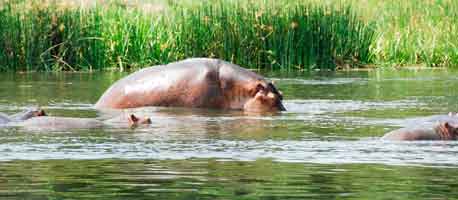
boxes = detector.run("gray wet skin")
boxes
[0,108,46,125]
[381,122,458,141]
[9,108,46,121]
[14,114,151,131]
[406,113,458,126]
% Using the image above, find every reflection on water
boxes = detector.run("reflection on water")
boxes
[1,69,458,199]
[0,159,457,200]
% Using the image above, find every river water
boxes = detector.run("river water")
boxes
[1,69,458,199]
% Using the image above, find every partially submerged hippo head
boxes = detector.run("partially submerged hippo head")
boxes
[18,108,46,119]
[24,108,46,119]
[435,122,458,140]
[382,121,458,141]
[127,114,152,126]
[3,108,47,123]
[243,81,285,113]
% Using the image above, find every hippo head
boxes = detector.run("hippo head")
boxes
[437,122,458,140]
[243,81,286,113]
[15,108,47,121]
[33,109,47,117]
[127,114,152,127]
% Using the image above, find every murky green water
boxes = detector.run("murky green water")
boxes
[1,69,458,199]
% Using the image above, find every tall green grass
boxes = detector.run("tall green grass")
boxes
[0,1,170,71]
[0,0,375,71]
[174,1,375,70]
[335,0,458,67]
[368,0,458,67]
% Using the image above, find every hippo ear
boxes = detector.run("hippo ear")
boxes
[444,122,455,128]
[267,82,283,100]
[446,122,458,138]
[37,109,46,116]
[141,117,152,124]
[444,122,458,132]
[250,83,265,96]
[128,114,139,125]
[256,83,265,92]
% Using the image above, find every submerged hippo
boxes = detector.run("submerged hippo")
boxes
[95,58,285,112]
[14,114,151,131]
[404,112,458,126]
[10,108,46,121]
[0,108,46,125]
[381,122,458,141]
[424,112,458,124]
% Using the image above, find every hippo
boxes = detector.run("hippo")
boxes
[405,112,458,126]
[381,122,458,141]
[10,108,46,121]
[0,108,46,125]
[14,114,151,131]
[95,58,285,112]
[423,112,458,124]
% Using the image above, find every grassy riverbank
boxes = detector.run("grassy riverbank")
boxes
[0,0,457,71]
[351,0,458,67]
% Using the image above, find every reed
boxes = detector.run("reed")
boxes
[364,0,458,67]
[0,0,375,71]
[174,1,375,70]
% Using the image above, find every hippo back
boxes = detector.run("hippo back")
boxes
[381,126,440,141]
[17,116,103,131]
[404,114,458,127]
[425,114,458,124]
[95,58,267,109]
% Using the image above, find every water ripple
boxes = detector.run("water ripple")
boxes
[1,140,458,167]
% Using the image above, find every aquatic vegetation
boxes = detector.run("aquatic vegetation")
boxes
[172,1,375,70]
[366,0,458,67]
[0,0,457,71]
[0,0,374,71]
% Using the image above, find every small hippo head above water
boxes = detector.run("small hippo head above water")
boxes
[1,108,46,124]
[19,108,46,120]
[382,122,458,141]
[127,114,152,126]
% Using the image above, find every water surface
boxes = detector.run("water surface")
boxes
[1,69,458,199]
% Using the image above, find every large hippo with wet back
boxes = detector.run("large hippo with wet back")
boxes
[95,58,285,112]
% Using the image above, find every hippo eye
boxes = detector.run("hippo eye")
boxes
[250,83,265,96]
[268,83,283,100]
[254,83,266,95]
[256,84,265,92]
